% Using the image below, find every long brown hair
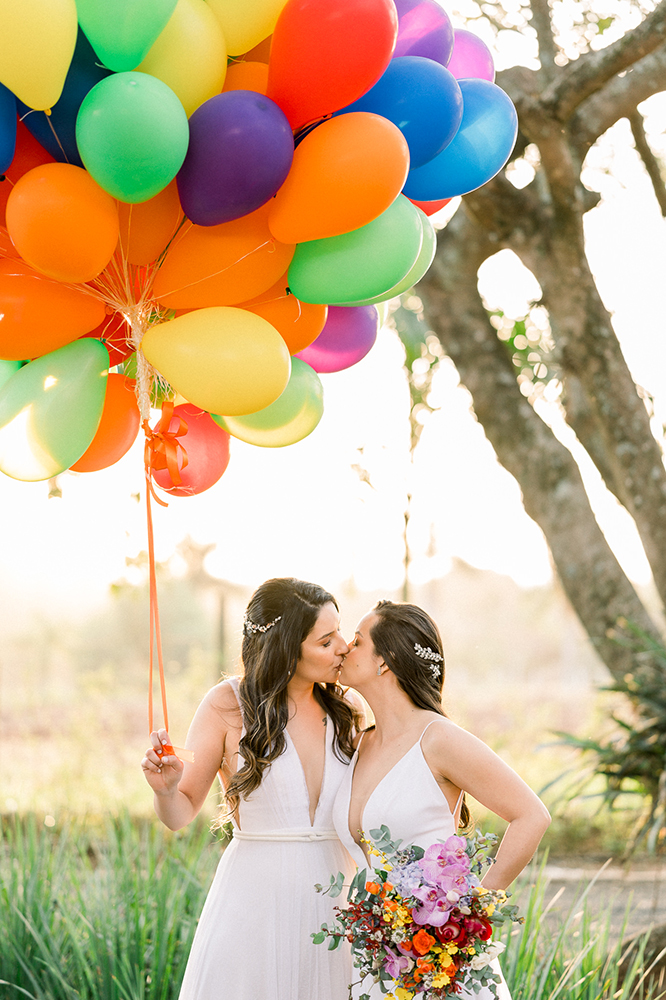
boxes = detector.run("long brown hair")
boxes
[369,600,471,829]
[225,578,360,817]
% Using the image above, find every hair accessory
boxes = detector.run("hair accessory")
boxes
[243,613,282,636]
[414,642,443,679]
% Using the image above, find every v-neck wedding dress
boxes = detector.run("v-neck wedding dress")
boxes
[331,722,512,999]
[178,677,355,1000]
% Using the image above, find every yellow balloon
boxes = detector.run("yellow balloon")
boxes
[141,307,291,415]
[136,0,227,117]
[0,0,78,110]
[207,0,285,56]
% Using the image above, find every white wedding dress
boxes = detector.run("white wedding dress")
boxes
[179,677,355,1000]
[331,722,512,999]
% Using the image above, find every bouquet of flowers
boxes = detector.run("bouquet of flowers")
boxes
[313,826,521,1000]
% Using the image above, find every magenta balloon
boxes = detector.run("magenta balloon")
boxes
[295,306,379,373]
[447,29,495,82]
[393,0,454,67]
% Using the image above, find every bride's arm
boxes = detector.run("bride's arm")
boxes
[141,680,240,831]
[422,719,551,890]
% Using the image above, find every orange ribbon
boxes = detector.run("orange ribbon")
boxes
[143,402,195,763]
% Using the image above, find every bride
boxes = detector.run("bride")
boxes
[333,600,551,999]
[141,577,363,1000]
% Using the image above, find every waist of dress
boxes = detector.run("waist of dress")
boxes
[233,828,339,842]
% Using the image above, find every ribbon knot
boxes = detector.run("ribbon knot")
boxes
[143,400,189,504]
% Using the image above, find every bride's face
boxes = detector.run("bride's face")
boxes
[293,601,349,685]
[338,612,383,692]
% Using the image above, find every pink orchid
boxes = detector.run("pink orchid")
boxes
[383,946,414,979]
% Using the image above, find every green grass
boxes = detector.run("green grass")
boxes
[0,814,220,1000]
[0,815,663,1000]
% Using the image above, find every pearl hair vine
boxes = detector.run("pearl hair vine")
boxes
[243,613,282,636]
[414,642,443,679]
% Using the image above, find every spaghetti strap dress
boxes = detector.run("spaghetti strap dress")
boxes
[331,721,512,1000]
[179,677,356,1000]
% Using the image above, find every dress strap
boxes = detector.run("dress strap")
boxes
[418,718,440,743]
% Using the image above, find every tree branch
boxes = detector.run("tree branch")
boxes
[529,0,558,82]
[570,44,666,154]
[541,0,666,122]
[628,108,666,217]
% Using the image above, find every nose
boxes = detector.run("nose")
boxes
[336,634,349,656]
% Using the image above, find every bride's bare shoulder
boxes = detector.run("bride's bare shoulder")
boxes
[203,677,243,728]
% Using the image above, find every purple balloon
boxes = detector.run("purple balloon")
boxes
[177,91,294,226]
[295,306,379,373]
[447,29,495,82]
[393,0,454,67]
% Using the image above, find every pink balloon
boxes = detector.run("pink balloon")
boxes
[447,30,495,82]
[152,404,230,497]
[295,306,378,373]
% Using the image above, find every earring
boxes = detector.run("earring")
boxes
[376,666,382,676]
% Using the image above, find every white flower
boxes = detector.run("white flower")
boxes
[446,890,460,902]
[487,942,506,960]
[469,954,492,970]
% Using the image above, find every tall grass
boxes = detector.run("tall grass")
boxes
[0,814,219,1000]
[0,815,663,1000]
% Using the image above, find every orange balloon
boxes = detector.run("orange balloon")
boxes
[0,258,105,360]
[0,120,56,227]
[268,112,410,244]
[70,373,140,472]
[242,35,272,62]
[222,61,269,94]
[153,202,295,309]
[118,180,184,266]
[6,163,119,283]
[0,226,20,260]
[240,275,327,353]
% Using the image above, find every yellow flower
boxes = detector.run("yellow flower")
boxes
[447,944,459,955]
[395,989,414,1000]
[486,903,496,915]
[431,973,451,988]
[468,948,476,955]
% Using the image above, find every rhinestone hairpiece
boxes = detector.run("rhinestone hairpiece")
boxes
[243,613,282,636]
[414,642,443,679]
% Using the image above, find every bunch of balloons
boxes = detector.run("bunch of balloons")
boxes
[0,0,517,497]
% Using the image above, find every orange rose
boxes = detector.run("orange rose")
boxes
[366,881,381,894]
[412,929,436,956]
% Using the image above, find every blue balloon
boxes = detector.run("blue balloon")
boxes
[0,84,16,175]
[340,57,462,168]
[403,79,518,200]
[17,29,112,167]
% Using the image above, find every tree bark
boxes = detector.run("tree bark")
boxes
[419,210,665,680]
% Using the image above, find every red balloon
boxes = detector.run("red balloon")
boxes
[267,0,399,131]
[152,403,231,497]
[408,196,452,216]
[81,311,134,367]
[0,120,55,227]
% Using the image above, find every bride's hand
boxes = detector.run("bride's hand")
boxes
[141,728,184,795]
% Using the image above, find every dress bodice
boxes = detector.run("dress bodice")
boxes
[228,676,350,835]
[332,721,460,869]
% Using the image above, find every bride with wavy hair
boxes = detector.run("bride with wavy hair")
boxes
[334,599,551,999]
[142,577,363,1000]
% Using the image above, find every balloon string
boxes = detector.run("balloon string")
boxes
[44,115,70,164]
[145,471,168,734]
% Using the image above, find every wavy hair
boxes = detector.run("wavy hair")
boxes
[369,600,471,829]
[225,578,360,817]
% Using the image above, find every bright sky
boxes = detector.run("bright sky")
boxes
[1,10,665,627]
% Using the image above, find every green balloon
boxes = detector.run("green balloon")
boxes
[76,72,189,203]
[0,339,109,481]
[77,0,179,72]
[212,358,324,448]
[287,195,423,305]
[0,360,23,393]
[341,209,437,306]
